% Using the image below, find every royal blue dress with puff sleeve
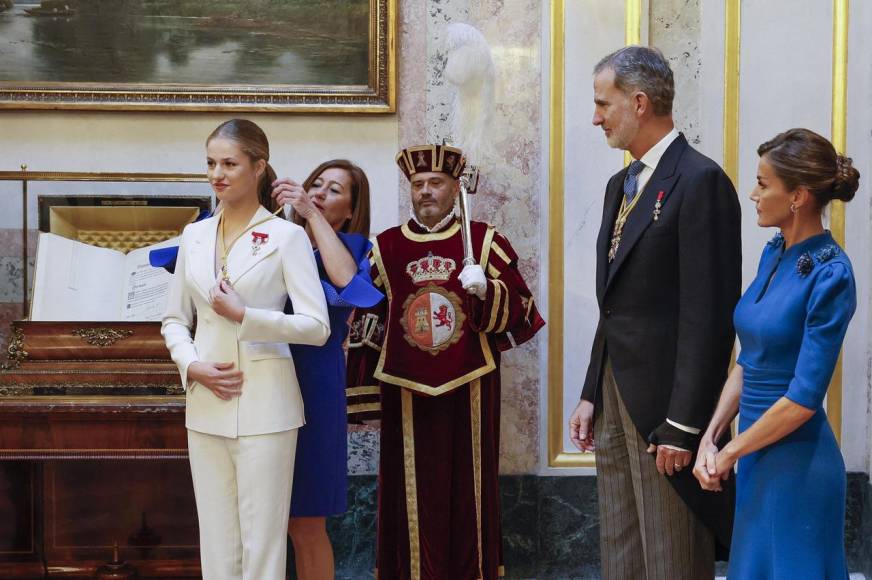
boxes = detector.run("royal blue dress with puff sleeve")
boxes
[289,232,383,517]
[729,231,856,579]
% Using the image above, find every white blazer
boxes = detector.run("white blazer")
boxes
[162,206,330,438]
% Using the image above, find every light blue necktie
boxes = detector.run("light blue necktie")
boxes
[623,160,646,203]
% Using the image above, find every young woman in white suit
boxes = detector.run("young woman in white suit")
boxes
[162,119,330,580]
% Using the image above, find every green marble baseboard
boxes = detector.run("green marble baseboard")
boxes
[286,473,872,579]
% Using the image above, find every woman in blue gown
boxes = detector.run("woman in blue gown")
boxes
[272,160,382,580]
[693,128,860,579]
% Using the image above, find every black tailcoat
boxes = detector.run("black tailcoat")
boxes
[581,134,742,557]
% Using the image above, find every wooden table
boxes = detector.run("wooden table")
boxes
[0,322,201,578]
[0,397,200,579]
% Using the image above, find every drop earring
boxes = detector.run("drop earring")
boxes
[790,203,797,214]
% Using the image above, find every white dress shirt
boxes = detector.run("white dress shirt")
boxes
[634,127,680,196]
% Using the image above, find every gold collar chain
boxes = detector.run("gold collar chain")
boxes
[217,207,282,284]
[608,193,644,263]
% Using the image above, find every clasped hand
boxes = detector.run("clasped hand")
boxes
[570,401,697,478]
[692,440,736,492]
[187,361,243,400]
[645,443,692,477]
[210,280,245,323]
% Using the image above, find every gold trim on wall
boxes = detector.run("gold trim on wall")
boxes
[0,0,396,113]
[625,0,643,44]
[723,0,741,437]
[548,1,642,468]
[623,0,644,166]
[547,0,589,468]
[827,0,849,444]
[722,1,741,186]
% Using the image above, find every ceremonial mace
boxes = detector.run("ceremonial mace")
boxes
[458,168,479,267]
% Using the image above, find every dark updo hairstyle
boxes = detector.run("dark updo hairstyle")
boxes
[292,159,371,238]
[207,119,278,211]
[757,128,859,207]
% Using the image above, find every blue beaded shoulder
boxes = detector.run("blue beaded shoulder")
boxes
[813,244,841,264]
[796,242,841,278]
[767,231,785,248]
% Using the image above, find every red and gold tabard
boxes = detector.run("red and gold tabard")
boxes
[369,219,502,395]
[346,217,545,580]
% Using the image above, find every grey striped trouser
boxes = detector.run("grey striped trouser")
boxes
[594,361,715,580]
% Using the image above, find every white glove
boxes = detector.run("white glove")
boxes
[459,264,487,299]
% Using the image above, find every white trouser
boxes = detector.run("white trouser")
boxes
[187,429,297,580]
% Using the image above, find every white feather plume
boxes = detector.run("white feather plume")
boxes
[444,23,495,168]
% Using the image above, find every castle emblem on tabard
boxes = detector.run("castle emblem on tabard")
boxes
[400,285,465,354]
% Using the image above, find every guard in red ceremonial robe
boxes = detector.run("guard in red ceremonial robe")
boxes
[346,144,545,580]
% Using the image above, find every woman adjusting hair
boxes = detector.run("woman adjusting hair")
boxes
[271,159,382,580]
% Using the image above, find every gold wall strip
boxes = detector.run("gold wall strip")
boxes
[831,0,849,162]
[827,0,849,444]
[623,0,644,166]
[625,0,643,45]
[722,1,742,398]
[722,0,741,186]
[547,0,567,468]
[549,1,642,468]
[548,0,594,468]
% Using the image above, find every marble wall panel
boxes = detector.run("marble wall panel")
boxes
[395,0,544,473]
[649,0,703,147]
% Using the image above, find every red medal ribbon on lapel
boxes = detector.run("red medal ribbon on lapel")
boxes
[250,231,269,257]
[653,190,665,221]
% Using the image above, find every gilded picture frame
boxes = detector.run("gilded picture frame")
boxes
[0,0,396,113]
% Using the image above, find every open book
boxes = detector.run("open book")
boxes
[31,233,179,322]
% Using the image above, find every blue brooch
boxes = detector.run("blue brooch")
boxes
[767,232,785,248]
[796,252,814,277]
[814,244,840,264]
